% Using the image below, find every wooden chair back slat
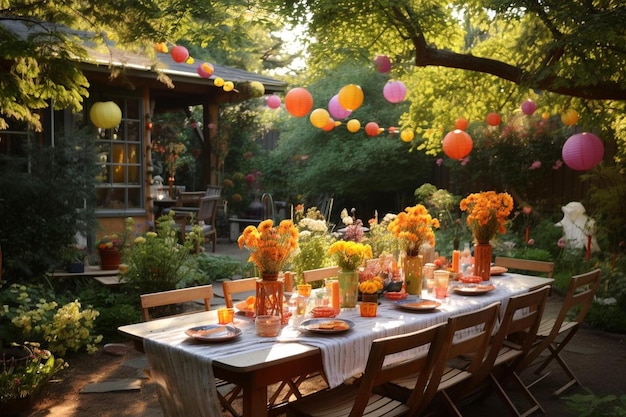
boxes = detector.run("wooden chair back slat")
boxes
[222,277,259,308]
[494,256,555,278]
[302,266,340,284]
[140,284,213,321]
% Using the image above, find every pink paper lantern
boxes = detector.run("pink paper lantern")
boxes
[328,95,352,120]
[562,132,604,171]
[383,80,407,103]
[266,95,281,109]
[521,99,536,115]
[374,55,391,73]
[197,62,214,78]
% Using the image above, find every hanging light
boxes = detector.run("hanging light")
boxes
[89,101,122,129]
[310,108,331,128]
[338,84,364,111]
[442,129,473,160]
[562,132,604,171]
[285,87,313,117]
[382,80,407,103]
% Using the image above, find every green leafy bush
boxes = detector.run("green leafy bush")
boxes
[195,254,243,282]
[0,283,102,356]
[566,391,626,417]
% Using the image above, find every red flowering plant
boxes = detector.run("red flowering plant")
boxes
[97,234,124,251]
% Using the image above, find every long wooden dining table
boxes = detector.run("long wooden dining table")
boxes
[118,273,553,417]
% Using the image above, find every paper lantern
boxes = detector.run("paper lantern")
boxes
[267,95,281,109]
[89,101,122,129]
[328,95,351,120]
[442,129,473,160]
[171,45,189,63]
[249,81,265,98]
[338,84,364,111]
[374,55,391,73]
[455,118,469,131]
[562,132,604,171]
[310,108,331,128]
[214,77,224,87]
[486,112,501,126]
[400,129,414,143]
[186,57,194,65]
[542,112,550,120]
[285,87,313,117]
[561,109,579,126]
[365,122,380,137]
[521,99,536,115]
[383,80,407,103]
[223,81,234,92]
[322,118,336,132]
[197,62,214,78]
[388,126,398,134]
[154,42,168,53]
[346,119,361,133]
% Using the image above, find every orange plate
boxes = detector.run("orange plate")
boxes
[490,266,508,275]
[395,299,441,311]
[454,284,495,295]
[384,291,408,301]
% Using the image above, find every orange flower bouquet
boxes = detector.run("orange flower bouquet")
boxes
[460,191,514,243]
[237,219,299,276]
[387,204,440,256]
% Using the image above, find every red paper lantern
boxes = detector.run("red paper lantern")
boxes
[455,118,469,131]
[442,129,473,160]
[521,99,536,115]
[374,55,391,73]
[171,45,189,63]
[322,118,336,132]
[383,80,407,103]
[365,122,380,137]
[338,84,364,111]
[267,95,281,109]
[328,95,351,120]
[197,62,214,78]
[562,132,604,171]
[285,87,313,117]
[486,112,501,126]
[310,108,331,128]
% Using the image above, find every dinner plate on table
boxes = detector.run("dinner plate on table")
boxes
[299,318,354,334]
[490,266,508,275]
[453,284,495,296]
[395,299,441,312]
[185,325,242,342]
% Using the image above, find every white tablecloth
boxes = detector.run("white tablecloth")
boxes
[142,274,537,417]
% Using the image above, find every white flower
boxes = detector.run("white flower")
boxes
[342,216,354,225]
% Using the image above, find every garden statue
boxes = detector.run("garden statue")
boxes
[555,202,600,252]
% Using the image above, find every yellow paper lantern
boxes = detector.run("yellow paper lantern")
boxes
[249,81,265,98]
[89,101,122,129]
[223,81,234,92]
[346,119,361,133]
[310,108,331,128]
[400,129,414,143]
[338,84,364,111]
[214,77,225,87]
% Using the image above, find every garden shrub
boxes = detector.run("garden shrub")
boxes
[195,253,244,282]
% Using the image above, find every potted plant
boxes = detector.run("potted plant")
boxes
[1,342,67,415]
[97,234,124,270]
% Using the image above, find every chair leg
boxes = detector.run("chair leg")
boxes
[490,372,544,417]
[440,390,464,417]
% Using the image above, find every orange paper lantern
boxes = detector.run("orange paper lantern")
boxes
[442,129,473,160]
[365,122,380,137]
[322,118,336,132]
[455,118,469,130]
[486,112,501,126]
[310,108,331,128]
[561,109,579,126]
[346,119,361,133]
[285,88,313,117]
[338,84,364,111]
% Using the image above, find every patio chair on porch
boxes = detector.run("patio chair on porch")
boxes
[494,257,555,278]
[174,195,219,252]
[519,268,602,396]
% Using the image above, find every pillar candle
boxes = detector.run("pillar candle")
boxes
[330,280,340,313]
[452,250,460,273]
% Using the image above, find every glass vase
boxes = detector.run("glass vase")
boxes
[473,242,493,282]
[404,254,424,296]
[337,269,358,308]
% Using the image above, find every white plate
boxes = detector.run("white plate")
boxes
[395,299,442,312]
[453,285,495,296]
[185,325,242,342]
[299,319,354,334]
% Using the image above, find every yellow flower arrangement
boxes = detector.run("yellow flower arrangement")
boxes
[387,204,440,256]
[359,275,384,294]
[237,219,299,275]
[459,191,514,243]
[328,241,373,271]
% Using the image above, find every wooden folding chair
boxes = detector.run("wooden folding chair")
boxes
[140,285,213,321]
[494,257,555,278]
[302,266,339,285]
[388,302,501,417]
[475,286,551,417]
[286,323,448,417]
[519,268,601,396]
[174,195,219,252]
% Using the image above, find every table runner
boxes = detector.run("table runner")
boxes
[142,274,534,417]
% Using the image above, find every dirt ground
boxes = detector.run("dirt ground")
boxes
[19,303,626,417]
